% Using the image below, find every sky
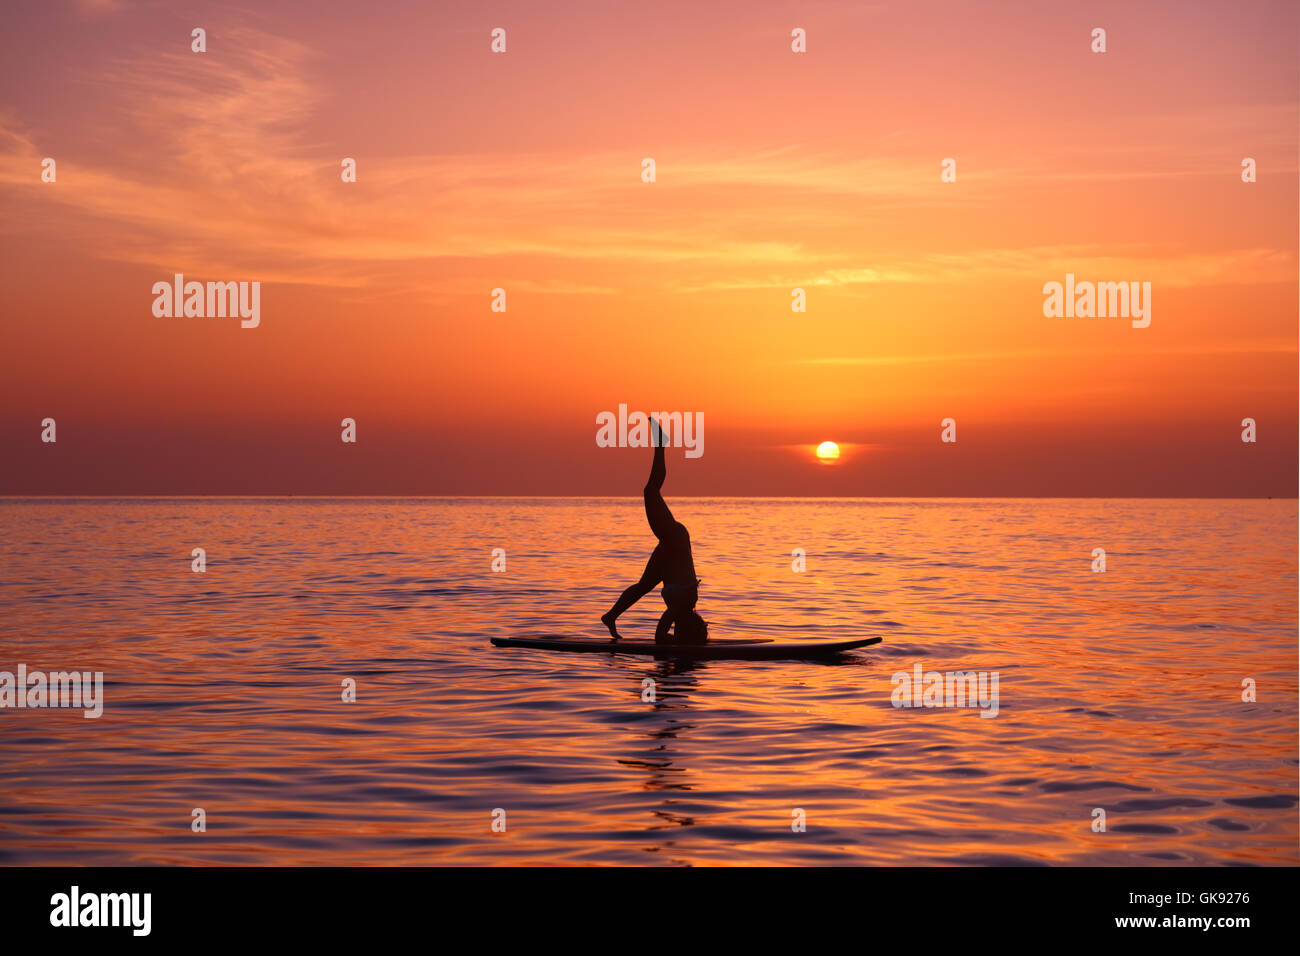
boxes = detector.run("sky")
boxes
[0,0,1296,495]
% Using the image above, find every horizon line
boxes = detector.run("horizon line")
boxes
[0,494,1293,502]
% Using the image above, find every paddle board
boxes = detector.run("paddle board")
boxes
[490,635,882,660]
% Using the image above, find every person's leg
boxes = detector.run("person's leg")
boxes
[643,422,676,540]
[601,546,664,639]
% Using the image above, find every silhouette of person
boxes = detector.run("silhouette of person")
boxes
[602,419,707,644]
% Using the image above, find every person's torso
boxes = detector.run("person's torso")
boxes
[661,523,696,584]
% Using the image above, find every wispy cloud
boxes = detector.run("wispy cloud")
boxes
[1,24,1294,302]
[676,246,1297,293]
[791,339,1299,367]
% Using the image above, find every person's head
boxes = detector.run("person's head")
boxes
[675,611,708,644]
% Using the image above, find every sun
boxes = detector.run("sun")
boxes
[815,440,840,462]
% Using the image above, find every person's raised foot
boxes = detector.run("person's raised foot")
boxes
[600,612,621,641]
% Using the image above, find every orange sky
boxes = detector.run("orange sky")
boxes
[1,0,1296,495]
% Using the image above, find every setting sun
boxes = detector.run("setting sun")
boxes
[816,441,841,462]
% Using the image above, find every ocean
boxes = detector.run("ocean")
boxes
[0,497,1295,865]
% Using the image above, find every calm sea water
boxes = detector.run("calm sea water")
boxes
[0,498,1295,866]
